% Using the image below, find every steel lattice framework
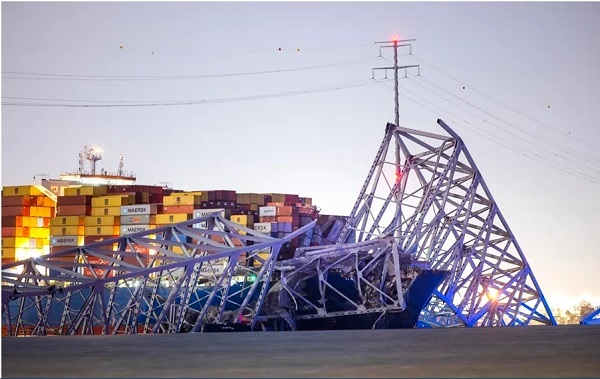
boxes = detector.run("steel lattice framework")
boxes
[337,119,555,327]
[1,214,315,335]
[1,119,555,335]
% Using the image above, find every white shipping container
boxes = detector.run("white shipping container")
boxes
[120,204,157,215]
[193,208,225,218]
[253,222,272,234]
[193,221,208,229]
[50,236,80,247]
[120,225,151,235]
[198,258,227,278]
[120,214,152,225]
[259,206,276,217]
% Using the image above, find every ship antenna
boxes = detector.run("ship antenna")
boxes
[118,154,124,176]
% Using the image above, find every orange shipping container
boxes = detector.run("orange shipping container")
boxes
[162,205,197,214]
[42,197,56,207]
[276,206,293,216]
[29,206,52,218]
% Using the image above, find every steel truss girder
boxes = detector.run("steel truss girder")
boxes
[1,214,315,335]
[2,118,556,333]
[338,119,555,327]
[275,236,413,322]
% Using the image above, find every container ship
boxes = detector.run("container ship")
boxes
[1,146,445,332]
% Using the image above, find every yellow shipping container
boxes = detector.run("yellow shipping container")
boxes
[50,226,85,236]
[252,252,271,266]
[91,195,135,208]
[29,217,49,228]
[171,245,185,255]
[84,216,119,226]
[29,206,52,218]
[29,228,50,239]
[1,237,30,248]
[156,213,192,224]
[91,207,121,216]
[1,247,44,260]
[1,247,16,259]
[163,195,202,206]
[85,226,119,236]
[2,185,43,197]
[51,216,85,226]
[63,186,108,197]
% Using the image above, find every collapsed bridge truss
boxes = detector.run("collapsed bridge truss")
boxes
[1,119,555,335]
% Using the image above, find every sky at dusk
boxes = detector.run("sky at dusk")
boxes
[2,2,599,310]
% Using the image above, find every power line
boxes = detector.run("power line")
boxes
[412,53,600,151]
[2,78,384,107]
[408,76,600,173]
[2,57,380,81]
[381,81,600,184]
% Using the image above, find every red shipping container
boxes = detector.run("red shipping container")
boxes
[57,205,92,216]
[259,216,277,223]
[1,206,30,217]
[1,216,22,227]
[2,227,29,238]
[57,195,92,206]
[83,256,115,278]
[227,190,237,202]
[162,205,197,214]
[2,258,16,265]
[208,191,216,202]
[284,194,299,206]
[1,195,37,207]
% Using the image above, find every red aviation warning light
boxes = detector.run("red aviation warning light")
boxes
[396,167,402,183]
[392,36,399,43]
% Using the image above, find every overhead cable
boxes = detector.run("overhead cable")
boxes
[2,78,384,107]
[2,57,380,81]
[412,53,600,151]
[381,81,600,185]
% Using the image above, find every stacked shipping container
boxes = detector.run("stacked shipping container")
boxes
[1,185,55,264]
[3,184,326,269]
